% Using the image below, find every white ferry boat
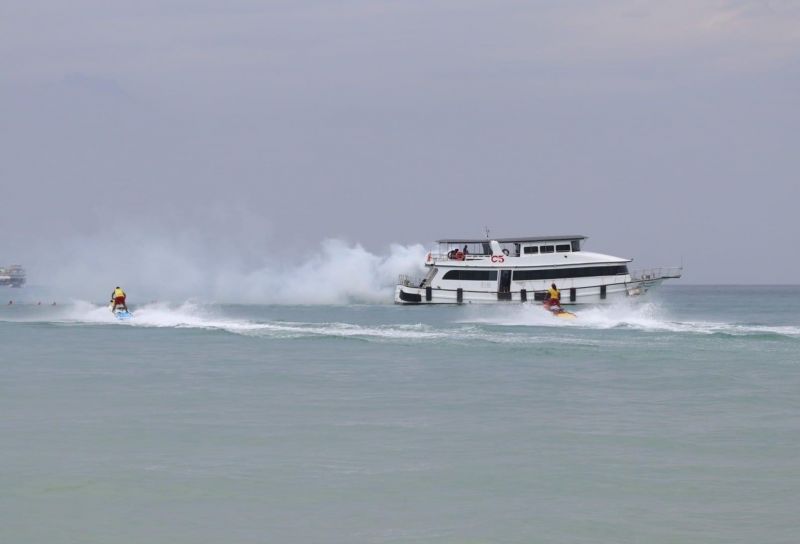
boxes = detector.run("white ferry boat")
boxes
[395,235,680,305]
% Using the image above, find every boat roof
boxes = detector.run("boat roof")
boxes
[436,235,587,244]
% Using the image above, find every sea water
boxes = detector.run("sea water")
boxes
[1,286,798,543]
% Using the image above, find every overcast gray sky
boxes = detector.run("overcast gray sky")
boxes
[2,0,799,294]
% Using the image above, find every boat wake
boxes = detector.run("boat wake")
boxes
[461,302,800,338]
[3,300,798,342]
[46,301,471,341]
[1,301,571,344]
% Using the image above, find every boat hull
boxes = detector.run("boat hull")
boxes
[394,278,665,305]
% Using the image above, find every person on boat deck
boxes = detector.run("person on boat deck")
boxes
[111,286,128,312]
[463,244,469,255]
[546,283,561,308]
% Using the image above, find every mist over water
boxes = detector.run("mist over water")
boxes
[18,227,427,304]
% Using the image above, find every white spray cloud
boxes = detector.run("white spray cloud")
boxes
[26,230,427,304]
[238,239,427,304]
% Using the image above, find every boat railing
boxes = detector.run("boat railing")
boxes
[398,274,426,288]
[630,266,683,281]
[429,252,490,262]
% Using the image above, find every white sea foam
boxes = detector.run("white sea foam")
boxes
[462,301,800,337]
[56,301,458,341]
[8,299,799,341]
[40,300,570,345]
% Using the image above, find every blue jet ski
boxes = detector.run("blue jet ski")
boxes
[110,303,133,320]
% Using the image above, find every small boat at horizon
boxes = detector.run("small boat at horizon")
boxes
[0,265,26,288]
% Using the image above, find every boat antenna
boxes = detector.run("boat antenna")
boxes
[484,226,490,239]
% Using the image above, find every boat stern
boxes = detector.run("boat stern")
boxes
[626,266,682,297]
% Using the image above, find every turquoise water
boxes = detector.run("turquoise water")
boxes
[1,286,799,543]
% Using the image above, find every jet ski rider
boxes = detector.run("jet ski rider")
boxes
[545,283,561,311]
[111,286,128,312]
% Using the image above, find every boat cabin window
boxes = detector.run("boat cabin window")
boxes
[513,265,629,281]
[571,240,581,252]
[523,246,539,255]
[540,245,555,254]
[556,244,571,253]
[442,269,498,281]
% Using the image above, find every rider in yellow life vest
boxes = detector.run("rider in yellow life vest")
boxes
[547,283,560,303]
[111,286,128,312]
[544,283,562,312]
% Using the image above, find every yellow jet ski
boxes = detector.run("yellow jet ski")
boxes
[544,301,577,319]
[553,310,577,319]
